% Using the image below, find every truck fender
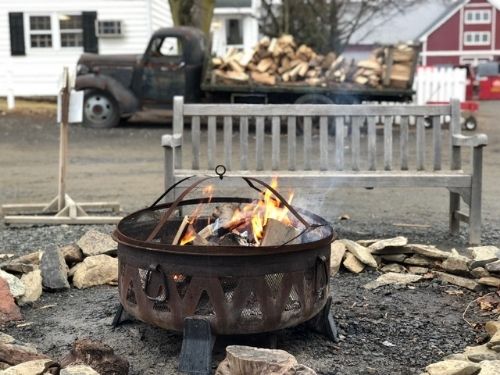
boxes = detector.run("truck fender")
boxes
[75,74,139,115]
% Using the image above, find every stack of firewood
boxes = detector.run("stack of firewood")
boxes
[211,35,416,89]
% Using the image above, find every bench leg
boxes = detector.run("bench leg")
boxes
[469,147,484,245]
[449,191,461,235]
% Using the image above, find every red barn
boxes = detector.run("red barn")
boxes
[420,0,500,66]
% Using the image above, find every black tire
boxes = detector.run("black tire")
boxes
[294,94,334,135]
[464,116,477,131]
[83,90,120,128]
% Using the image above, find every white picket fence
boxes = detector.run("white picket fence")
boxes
[413,66,467,105]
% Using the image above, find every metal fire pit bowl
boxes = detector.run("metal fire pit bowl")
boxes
[112,174,335,338]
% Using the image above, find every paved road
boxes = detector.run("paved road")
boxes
[1,102,499,247]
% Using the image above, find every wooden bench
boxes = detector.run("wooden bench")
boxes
[162,96,488,244]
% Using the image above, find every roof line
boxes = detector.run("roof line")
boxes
[418,0,468,42]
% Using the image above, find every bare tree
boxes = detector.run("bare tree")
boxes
[169,0,215,36]
[259,0,426,54]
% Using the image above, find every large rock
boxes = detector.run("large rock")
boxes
[440,250,471,275]
[0,278,23,324]
[60,339,129,374]
[425,360,480,375]
[479,360,500,375]
[380,263,406,273]
[0,334,14,345]
[434,272,482,292]
[381,254,408,263]
[0,252,41,275]
[471,267,490,278]
[40,245,70,291]
[485,321,500,336]
[403,255,432,266]
[60,365,99,375]
[72,255,118,289]
[368,236,408,253]
[60,244,84,266]
[18,270,42,306]
[341,240,378,268]
[468,246,500,269]
[408,245,450,260]
[464,344,500,362]
[478,277,500,288]
[0,359,56,375]
[77,230,117,256]
[363,272,422,290]
[215,345,307,375]
[0,341,48,366]
[330,241,346,276]
[485,260,500,273]
[408,266,429,275]
[342,253,365,274]
[0,270,25,299]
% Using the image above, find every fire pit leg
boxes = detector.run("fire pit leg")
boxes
[111,304,132,328]
[179,316,215,375]
[306,296,339,343]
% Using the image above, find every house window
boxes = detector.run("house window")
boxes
[464,9,491,24]
[96,20,122,37]
[464,31,491,46]
[59,15,83,47]
[29,15,52,48]
[226,19,243,46]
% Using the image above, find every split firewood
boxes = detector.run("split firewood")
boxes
[172,216,190,245]
[251,71,276,85]
[261,218,299,247]
[256,58,274,73]
[211,35,416,89]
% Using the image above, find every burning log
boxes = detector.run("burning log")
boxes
[261,218,299,247]
[172,216,190,245]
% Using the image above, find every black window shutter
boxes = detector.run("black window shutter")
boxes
[9,12,25,56]
[82,11,98,53]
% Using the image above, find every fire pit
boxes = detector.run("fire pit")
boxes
[112,168,337,374]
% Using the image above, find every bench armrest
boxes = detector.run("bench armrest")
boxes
[161,133,183,148]
[452,133,488,148]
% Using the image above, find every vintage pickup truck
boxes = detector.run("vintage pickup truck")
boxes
[76,26,416,128]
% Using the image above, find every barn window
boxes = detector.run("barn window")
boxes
[59,15,83,47]
[464,9,491,24]
[29,16,52,48]
[464,31,491,46]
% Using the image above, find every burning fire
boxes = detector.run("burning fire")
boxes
[179,185,214,246]
[178,178,294,246]
[232,178,294,243]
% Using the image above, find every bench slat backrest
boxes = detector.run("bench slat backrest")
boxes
[173,97,462,173]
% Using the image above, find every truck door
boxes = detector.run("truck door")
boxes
[141,36,186,106]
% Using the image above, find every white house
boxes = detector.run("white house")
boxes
[0,0,172,97]
[211,0,260,57]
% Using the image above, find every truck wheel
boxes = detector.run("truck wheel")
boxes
[83,90,120,128]
[464,116,477,131]
[294,94,334,135]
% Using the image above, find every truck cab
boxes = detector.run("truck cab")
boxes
[75,26,207,128]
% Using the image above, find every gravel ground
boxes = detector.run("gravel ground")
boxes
[1,103,500,374]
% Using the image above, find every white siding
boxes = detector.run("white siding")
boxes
[0,0,171,97]
[150,0,172,32]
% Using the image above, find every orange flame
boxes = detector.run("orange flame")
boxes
[227,178,293,243]
[179,185,214,246]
